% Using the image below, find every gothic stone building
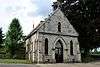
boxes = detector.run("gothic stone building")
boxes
[25,8,81,63]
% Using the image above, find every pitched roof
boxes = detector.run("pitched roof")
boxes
[26,21,45,39]
[25,8,79,40]
[26,8,61,39]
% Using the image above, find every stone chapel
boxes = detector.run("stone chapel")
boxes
[25,8,81,63]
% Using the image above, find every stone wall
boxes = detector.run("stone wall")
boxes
[25,9,81,63]
[38,9,78,36]
[36,33,81,63]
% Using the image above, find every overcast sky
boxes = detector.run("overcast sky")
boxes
[0,0,57,35]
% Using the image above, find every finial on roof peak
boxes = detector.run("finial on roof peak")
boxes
[52,1,61,11]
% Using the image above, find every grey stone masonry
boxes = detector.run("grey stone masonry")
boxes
[25,8,81,63]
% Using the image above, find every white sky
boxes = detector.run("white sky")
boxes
[0,0,57,35]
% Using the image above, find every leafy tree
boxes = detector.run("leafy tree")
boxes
[5,18,24,59]
[56,0,100,55]
[0,28,4,47]
[57,0,64,3]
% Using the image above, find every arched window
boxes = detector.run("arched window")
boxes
[58,22,61,32]
[70,40,73,55]
[45,38,48,55]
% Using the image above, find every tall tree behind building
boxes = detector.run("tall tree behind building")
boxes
[56,0,100,55]
[0,28,4,47]
[5,18,25,59]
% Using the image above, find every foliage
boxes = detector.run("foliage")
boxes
[57,0,64,3]
[0,47,7,59]
[56,0,100,55]
[81,56,95,63]
[0,28,4,47]
[5,18,25,59]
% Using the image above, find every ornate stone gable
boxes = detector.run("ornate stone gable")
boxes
[38,8,79,37]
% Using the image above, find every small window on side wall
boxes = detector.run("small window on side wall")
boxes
[45,38,48,55]
[58,22,61,32]
[70,40,74,55]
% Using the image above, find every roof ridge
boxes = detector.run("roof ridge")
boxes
[26,8,62,39]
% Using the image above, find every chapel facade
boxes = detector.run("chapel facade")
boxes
[25,8,81,63]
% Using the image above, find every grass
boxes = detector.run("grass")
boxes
[0,59,32,64]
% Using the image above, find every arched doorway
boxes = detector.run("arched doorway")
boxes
[55,40,63,63]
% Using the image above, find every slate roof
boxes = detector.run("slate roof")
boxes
[25,8,78,40]
[25,8,61,39]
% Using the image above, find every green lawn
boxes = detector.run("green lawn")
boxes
[0,59,32,64]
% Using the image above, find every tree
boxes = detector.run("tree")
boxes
[56,0,100,55]
[57,0,64,3]
[0,28,4,47]
[5,18,24,59]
